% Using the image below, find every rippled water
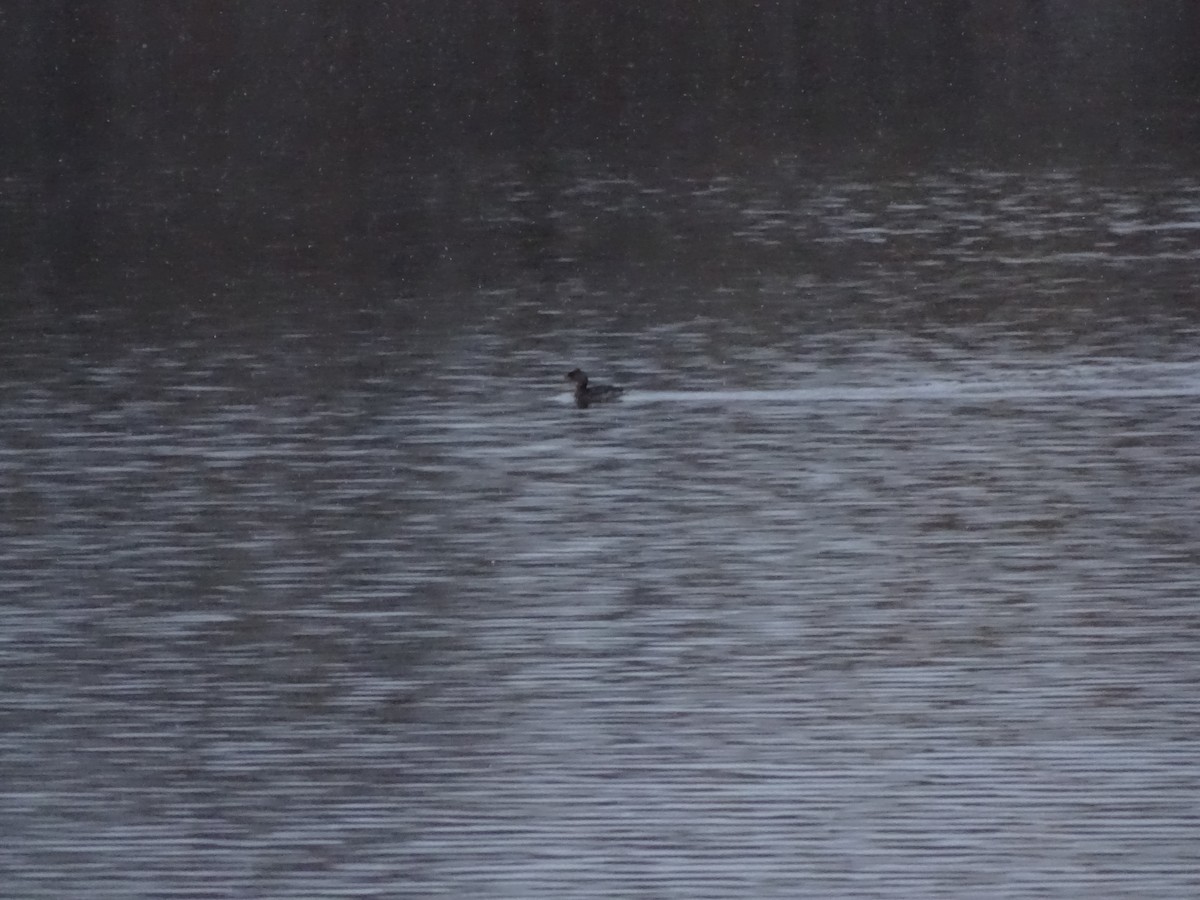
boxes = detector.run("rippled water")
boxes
[3,158,1200,897]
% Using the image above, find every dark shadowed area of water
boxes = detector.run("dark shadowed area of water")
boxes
[2,156,1199,897]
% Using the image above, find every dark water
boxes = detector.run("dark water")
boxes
[3,158,1200,897]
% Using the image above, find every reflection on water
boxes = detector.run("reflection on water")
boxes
[2,158,1200,897]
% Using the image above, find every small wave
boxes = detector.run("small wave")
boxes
[625,376,1200,406]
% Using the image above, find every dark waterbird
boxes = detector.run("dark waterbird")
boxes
[565,368,624,408]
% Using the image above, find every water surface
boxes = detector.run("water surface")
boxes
[2,156,1199,897]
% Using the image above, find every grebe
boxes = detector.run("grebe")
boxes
[565,368,624,408]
